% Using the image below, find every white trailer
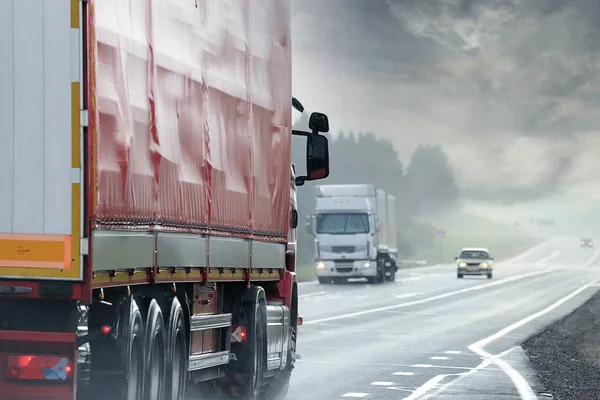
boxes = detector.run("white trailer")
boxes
[308,184,398,284]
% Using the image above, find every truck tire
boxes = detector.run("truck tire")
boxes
[385,270,396,282]
[318,277,329,284]
[219,293,267,400]
[165,297,187,400]
[124,299,145,400]
[143,299,167,400]
[376,263,385,284]
[90,297,145,400]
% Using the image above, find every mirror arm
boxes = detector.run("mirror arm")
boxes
[292,129,310,137]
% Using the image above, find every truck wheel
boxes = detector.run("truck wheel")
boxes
[318,277,329,284]
[91,297,145,400]
[487,273,493,279]
[165,297,187,400]
[125,299,145,400]
[218,294,267,400]
[237,300,266,400]
[144,299,167,400]
[376,265,385,284]
[385,270,396,282]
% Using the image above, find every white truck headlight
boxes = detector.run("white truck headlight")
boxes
[363,262,372,268]
[316,262,326,270]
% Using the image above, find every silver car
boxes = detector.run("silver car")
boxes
[455,247,494,279]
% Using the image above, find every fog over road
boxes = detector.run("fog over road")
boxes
[289,239,600,399]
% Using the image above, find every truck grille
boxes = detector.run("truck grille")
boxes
[332,246,356,253]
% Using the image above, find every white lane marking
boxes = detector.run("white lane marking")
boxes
[468,276,600,400]
[402,374,447,400]
[444,351,462,354]
[298,291,326,298]
[394,293,423,299]
[304,269,553,324]
[393,372,415,376]
[423,347,518,399]
[387,387,414,392]
[409,364,494,371]
[371,381,394,386]
[342,393,369,398]
[429,356,450,360]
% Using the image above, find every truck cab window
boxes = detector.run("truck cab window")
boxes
[316,213,369,234]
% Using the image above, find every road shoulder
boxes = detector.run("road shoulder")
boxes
[524,288,600,400]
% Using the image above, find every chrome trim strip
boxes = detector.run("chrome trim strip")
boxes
[188,351,230,371]
[190,313,232,331]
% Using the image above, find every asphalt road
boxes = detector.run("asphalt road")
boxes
[288,238,600,400]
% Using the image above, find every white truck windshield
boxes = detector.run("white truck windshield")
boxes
[316,213,369,234]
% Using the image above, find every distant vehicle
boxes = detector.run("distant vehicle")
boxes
[456,248,494,279]
[580,238,594,248]
[308,184,398,284]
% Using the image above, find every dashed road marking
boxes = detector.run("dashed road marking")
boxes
[298,291,326,298]
[393,293,423,299]
[444,350,462,354]
[393,372,415,376]
[371,381,394,386]
[342,393,369,398]
[430,356,450,360]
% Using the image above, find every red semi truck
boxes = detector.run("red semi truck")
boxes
[0,1,330,399]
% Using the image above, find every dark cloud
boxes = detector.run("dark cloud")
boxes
[291,0,600,196]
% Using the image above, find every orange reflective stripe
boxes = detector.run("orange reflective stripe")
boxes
[0,234,72,269]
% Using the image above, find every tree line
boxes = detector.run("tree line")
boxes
[291,115,459,265]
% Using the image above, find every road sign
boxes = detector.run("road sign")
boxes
[436,230,445,239]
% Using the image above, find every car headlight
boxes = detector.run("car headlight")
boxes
[458,262,467,267]
[581,242,585,246]
[480,262,488,268]
[316,262,326,270]
[363,262,372,268]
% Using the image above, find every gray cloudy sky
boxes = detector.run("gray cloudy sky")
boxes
[291,0,600,197]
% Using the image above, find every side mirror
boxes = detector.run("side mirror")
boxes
[490,257,494,260]
[454,256,458,260]
[306,134,329,181]
[290,209,298,229]
[292,97,305,113]
[292,111,330,186]
[309,112,329,133]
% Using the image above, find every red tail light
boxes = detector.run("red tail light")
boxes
[7,355,74,381]
[231,325,247,343]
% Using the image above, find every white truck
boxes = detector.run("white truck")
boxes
[307,184,398,284]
